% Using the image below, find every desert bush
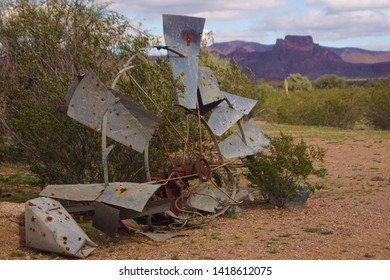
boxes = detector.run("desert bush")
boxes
[0,0,180,184]
[286,73,312,91]
[262,88,368,128]
[366,79,390,129]
[245,132,327,208]
[313,74,345,89]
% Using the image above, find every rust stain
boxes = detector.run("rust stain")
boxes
[63,236,68,241]
[180,71,185,77]
[119,188,127,194]
[45,216,54,222]
[66,247,70,251]
[182,31,192,47]
[31,216,36,222]
[28,201,36,207]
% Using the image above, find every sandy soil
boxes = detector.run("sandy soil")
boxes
[1,127,389,260]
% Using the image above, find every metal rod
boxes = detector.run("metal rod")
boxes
[102,110,109,187]
[144,142,152,182]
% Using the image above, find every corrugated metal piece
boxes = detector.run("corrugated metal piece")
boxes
[198,67,225,106]
[220,91,257,115]
[92,202,120,238]
[66,72,160,153]
[40,184,104,201]
[25,197,97,258]
[218,118,270,159]
[96,182,162,212]
[207,106,244,136]
[186,185,230,213]
[163,14,205,109]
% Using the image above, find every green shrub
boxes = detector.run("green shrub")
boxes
[313,74,345,89]
[366,79,390,129]
[262,88,368,128]
[245,132,327,208]
[0,1,180,184]
[286,73,312,92]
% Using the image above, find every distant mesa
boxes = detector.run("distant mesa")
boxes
[208,35,390,80]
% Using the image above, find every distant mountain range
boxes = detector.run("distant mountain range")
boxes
[208,35,390,80]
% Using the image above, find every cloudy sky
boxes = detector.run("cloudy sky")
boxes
[108,0,390,51]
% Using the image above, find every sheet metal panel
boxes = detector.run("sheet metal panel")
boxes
[221,91,257,115]
[207,106,244,136]
[96,182,162,212]
[67,72,118,131]
[241,118,270,153]
[163,14,205,109]
[25,197,97,258]
[119,199,173,219]
[219,132,255,159]
[106,101,153,153]
[66,72,160,153]
[40,184,104,201]
[198,67,225,106]
[140,232,184,242]
[186,185,224,213]
[92,202,120,238]
[218,118,269,159]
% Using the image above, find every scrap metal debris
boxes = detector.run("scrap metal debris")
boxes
[25,197,97,258]
[25,14,270,258]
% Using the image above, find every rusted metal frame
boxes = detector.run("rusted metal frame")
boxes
[160,104,239,215]
[209,175,240,205]
[172,108,239,207]
[151,171,207,185]
[177,104,224,166]
[173,190,205,221]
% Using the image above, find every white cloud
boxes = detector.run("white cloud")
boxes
[306,0,390,11]
[259,8,390,41]
[107,0,286,21]
[100,0,390,50]
[190,11,241,21]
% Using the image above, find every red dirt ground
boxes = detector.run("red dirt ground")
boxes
[1,125,389,260]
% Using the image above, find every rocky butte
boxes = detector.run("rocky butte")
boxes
[209,35,390,80]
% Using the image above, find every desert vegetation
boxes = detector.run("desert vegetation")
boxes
[0,0,390,260]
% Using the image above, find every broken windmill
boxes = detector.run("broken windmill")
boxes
[25,14,270,258]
